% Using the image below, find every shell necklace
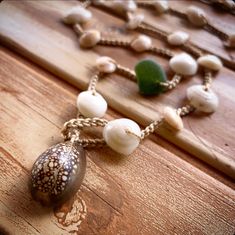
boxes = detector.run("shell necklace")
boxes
[29,4,221,206]
[102,0,235,48]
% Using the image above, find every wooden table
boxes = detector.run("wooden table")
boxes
[0,1,234,234]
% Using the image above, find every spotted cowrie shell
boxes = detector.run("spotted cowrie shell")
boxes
[30,142,86,206]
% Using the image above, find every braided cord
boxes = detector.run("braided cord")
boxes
[177,105,195,117]
[116,64,136,81]
[98,38,130,47]
[182,43,203,58]
[88,73,100,93]
[160,74,182,90]
[149,46,174,59]
[141,119,163,139]
[73,24,84,36]
[203,70,213,90]
[61,118,108,148]
[137,23,168,41]
[205,23,229,41]
[168,7,188,19]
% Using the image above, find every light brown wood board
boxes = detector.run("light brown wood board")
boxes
[0,0,235,179]
[0,44,235,234]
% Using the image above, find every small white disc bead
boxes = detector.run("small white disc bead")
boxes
[63,6,92,24]
[110,0,137,12]
[169,53,198,76]
[186,6,207,27]
[103,118,141,155]
[187,85,218,113]
[126,14,144,30]
[96,56,117,73]
[131,35,152,52]
[153,0,169,14]
[163,107,184,130]
[79,30,101,48]
[197,55,223,71]
[77,90,107,118]
[167,31,189,46]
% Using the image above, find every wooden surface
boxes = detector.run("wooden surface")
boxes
[0,0,235,179]
[0,0,235,234]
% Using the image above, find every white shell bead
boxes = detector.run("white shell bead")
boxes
[197,55,223,71]
[77,91,107,118]
[169,53,198,76]
[111,0,137,12]
[96,57,116,73]
[63,6,92,24]
[126,14,144,30]
[131,35,152,52]
[79,30,101,48]
[186,6,207,27]
[163,107,184,130]
[167,31,189,46]
[187,85,218,113]
[103,118,141,155]
[153,0,169,14]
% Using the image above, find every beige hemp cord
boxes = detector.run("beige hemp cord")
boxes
[136,22,204,58]
[62,117,108,147]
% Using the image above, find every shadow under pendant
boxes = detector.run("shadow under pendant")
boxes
[29,141,86,206]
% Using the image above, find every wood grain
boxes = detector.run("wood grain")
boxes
[0,0,235,178]
[0,45,235,235]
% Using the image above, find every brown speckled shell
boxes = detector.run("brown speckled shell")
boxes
[29,142,86,206]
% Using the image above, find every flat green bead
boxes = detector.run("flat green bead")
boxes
[135,59,167,95]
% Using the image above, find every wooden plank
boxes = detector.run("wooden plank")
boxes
[0,45,235,234]
[0,1,235,180]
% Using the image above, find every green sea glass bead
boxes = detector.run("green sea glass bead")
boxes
[135,59,167,95]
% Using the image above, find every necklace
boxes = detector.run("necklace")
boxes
[63,4,222,91]
[82,0,235,63]
[29,3,221,206]
[105,0,235,48]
